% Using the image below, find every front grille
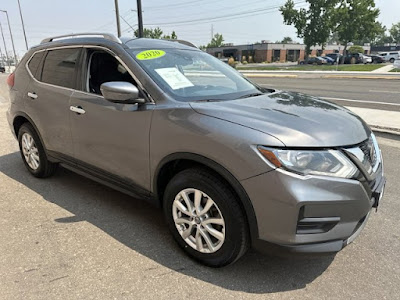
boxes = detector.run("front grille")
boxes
[344,134,381,176]
[359,137,377,168]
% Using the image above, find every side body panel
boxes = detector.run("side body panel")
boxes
[69,91,154,191]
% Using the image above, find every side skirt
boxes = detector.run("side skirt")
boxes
[48,151,158,207]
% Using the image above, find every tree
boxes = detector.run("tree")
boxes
[332,0,380,61]
[134,27,164,39]
[163,31,178,40]
[280,0,338,57]
[207,33,224,48]
[280,36,294,44]
[389,22,400,44]
[348,45,364,53]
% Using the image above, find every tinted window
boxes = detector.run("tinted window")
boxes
[28,51,45,80]
[131,49,260,102]
[41,48,81,89]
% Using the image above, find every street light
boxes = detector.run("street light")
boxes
[0,10,18,64]
[17,0,28,50]
[0,21,10,68]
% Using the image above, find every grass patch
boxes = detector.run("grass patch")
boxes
[389,68,400,72]
[238,64,384,72]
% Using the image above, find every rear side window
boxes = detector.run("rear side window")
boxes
[41,48,81,89]
[27,52,45,80]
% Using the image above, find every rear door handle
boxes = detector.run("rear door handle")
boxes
[69,106,86,115]
[27,92,38,99]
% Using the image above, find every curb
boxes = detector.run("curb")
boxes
[242,74,298,78]
[323,75,400,80]
[371,125,400,136]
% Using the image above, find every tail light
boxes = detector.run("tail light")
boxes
[7,72,15,88]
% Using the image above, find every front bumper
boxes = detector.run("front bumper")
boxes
[242,165,385,253]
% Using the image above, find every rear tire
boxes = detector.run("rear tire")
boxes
[390,58,395,63]
[18,123,58,178]
[163,168,249,267]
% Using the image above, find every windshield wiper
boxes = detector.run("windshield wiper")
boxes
[238,92,264,99]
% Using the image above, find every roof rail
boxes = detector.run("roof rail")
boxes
[41,33,122,44]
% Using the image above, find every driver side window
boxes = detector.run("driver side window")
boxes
[86,50,141,97]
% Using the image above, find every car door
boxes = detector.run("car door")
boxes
[69,47,154,192]
[24,47,81,157]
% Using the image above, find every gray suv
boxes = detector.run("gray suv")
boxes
[6,33,386,267]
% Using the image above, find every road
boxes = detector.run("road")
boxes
[252,77,400,111]
[1,74,400,299]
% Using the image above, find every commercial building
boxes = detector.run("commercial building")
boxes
[206,42,371,63]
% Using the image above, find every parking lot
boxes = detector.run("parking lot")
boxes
[0,73,399,299]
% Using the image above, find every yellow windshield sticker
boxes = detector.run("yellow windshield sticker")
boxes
[136,50,166,60]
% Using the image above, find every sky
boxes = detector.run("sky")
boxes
[0,0,399,58]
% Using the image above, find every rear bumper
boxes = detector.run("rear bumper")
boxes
[242,167,385,253]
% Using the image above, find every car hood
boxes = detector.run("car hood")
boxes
[190,91,370,147]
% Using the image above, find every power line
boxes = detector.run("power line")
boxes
[144,1,305,26]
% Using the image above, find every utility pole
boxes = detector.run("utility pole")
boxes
[137,0,143,38]
[0,10,18,64]
[114,0,121,37]
[17,0,28,50]
[0,21,10,68]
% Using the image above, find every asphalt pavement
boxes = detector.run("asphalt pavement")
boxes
[1,74,400,299]
[251,77,400,111]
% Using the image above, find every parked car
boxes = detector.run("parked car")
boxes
[299,57,327,65]
[0,65,5,73]
[378,51,400,63]
[6,33,386,267]
[326,53,343,63]
[367,55,385,64]
[344,53,371,64]
[320,56,335,65]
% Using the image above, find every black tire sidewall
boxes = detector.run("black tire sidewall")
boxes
[163,169,247,267]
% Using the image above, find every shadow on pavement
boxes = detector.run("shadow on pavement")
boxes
[0,151,335,294]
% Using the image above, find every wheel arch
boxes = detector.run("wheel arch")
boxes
[153,152,259,242]
[13,112,49,157]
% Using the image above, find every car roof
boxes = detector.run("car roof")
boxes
[33,33,198,53]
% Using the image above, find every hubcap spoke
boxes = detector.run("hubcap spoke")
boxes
[203,224,224,241]
[198,198,213,216]
[174,200,192,217]
[195,227,203,251]
[180,191,194,215]
[202,217,224,226]
[194,189,202,215]
[181,224,193,239]
[199,227,215,252]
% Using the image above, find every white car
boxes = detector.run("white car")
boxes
[379,51,400,63]
[362,55,372,64]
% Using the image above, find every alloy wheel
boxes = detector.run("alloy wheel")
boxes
[21,132,40,170]
[172,188,225,253]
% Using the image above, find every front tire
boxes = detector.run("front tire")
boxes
[163,168,249,267]
[18,123,58,178]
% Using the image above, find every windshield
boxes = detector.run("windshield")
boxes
[130,48,262,102]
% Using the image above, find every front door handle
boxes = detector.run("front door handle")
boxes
[69,106,86,115]
[27,92,38,99]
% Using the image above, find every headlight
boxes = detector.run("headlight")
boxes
[258,146,357,178]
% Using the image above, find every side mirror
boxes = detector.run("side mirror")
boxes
[100,82,145,104]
